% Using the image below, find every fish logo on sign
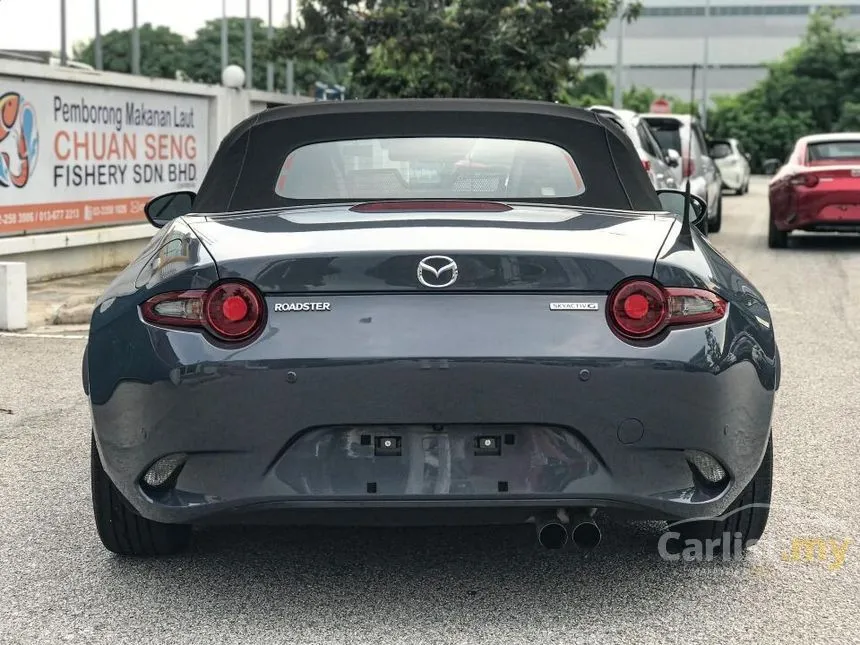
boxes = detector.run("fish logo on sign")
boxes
[0,92,39,189]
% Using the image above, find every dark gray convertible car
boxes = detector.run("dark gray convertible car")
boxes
[84,100,779,557]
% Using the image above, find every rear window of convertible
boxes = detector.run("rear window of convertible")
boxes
[807,140,860,161]
[274,137,586,200]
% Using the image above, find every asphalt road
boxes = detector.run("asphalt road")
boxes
[1,177,858,645]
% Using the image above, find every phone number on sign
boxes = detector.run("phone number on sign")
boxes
[1,208,81,226]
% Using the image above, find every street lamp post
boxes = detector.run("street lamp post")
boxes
[286,0,295,94]
[702,0,711,129]
[267,0,274,92]
[221,0,228,73]
[94,0,103,70]
[245,0,253,89]
[612,1,625,109]
[131,0,141,75]
[60,0,68,66]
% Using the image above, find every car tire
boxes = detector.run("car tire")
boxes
[91,434,192,556]
[767,212,788,249]
[666,434,773,559]
[709,194,723,233]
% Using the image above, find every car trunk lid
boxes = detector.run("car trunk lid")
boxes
[792,163,860,189]
[186,202,675,293]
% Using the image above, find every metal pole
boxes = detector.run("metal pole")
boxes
[94,0,103,69]
[612,1,625,108]
[60,0,68,66]
[286,60,295,95]
[690,64,697,117]
[702,0,711,129]
[245,0,253,88]
[687,63,697,181]
[267,0,275,91]
[221,0,228,72]
[131,0,141,75]
[286,0,295,94]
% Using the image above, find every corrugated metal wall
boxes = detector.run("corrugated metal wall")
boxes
[583,2,860,98]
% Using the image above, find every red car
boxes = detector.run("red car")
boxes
[769,132,860,247]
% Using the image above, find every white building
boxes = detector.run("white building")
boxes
[583,0,860,100]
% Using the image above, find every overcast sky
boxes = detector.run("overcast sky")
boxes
[0,0,294,53]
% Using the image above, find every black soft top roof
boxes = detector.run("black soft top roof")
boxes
[193,99,661,213]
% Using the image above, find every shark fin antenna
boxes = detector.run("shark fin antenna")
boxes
[679,179,692,236]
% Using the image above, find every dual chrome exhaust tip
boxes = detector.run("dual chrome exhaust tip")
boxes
[535,509,602,550]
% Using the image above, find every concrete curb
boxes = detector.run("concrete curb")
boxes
[0,262,28,331]
[51,296,97,325]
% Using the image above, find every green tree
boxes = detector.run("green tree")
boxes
[564,72,695,115]
[708,7,860,170]
[280,0,641,101]
[73,23,187,79]
[564,72,613,106]
[186,17,349,92]
[185,17,281,89]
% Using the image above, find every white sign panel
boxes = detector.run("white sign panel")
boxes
[0,77,209,236]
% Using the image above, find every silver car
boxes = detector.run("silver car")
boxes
[642,113,723,233]
[588,106,678,191]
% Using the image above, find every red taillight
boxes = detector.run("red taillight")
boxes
[789,173,819,188]
[203,282,264,340]
[682,157,695,178]
[607,278,727,341]
[350,201,512,213]
[608,280,668,338]
[141,280,265,342]
[642,159,651,172]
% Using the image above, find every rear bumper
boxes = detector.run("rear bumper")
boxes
[90,323,776,527]
[719,168,744,190]
[780,188,860,231]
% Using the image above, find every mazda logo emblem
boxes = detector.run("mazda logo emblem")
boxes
[416,255,458,288]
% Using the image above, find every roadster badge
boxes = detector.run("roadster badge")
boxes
[274,302,331,312]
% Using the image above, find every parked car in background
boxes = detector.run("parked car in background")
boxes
[710,138,751,195]
[767,132,860,248]
[587,106,678,191]
[642,113,723,232]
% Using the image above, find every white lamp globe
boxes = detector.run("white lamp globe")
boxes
[221,65,246,89]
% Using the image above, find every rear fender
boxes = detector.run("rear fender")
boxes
[85,219,221,405]
[652,221,778,391]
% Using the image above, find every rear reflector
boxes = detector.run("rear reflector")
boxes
[350,200,513,213]
[685,450,728,484]
[142,453,187,489]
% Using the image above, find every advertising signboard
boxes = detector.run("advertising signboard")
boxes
[0,78,209,236]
